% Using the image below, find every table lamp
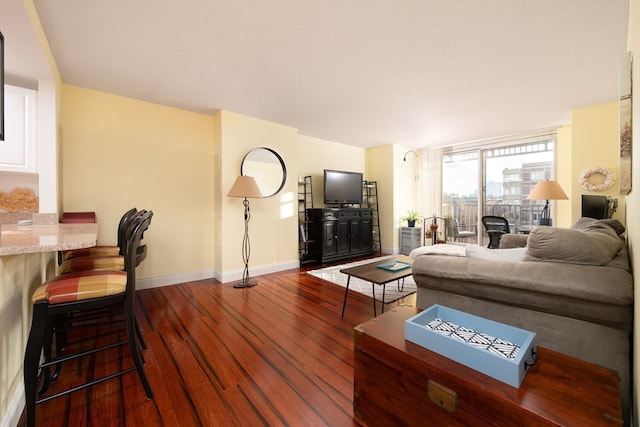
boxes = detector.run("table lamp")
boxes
[227,175,263,288]
[527,180,568,226]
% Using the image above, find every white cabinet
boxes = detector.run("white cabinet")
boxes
[400,227,422,255]
[0,85,37,173]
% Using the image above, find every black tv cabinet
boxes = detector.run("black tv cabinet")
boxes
[306,208,374,264]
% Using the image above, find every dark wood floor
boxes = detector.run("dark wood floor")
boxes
[23,255,416,426]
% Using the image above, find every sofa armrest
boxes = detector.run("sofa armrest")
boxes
[499,234,528,248]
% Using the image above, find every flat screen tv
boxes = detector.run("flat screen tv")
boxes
[324,169,363,205]
[581,195,608,219]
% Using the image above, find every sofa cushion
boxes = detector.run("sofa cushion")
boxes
[498,234,528,249]
[525,224,623,266]
[465,245,526,262]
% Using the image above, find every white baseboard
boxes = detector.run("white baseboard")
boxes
[382,245,397,255]
[136,269,215,290]
[218,260,299,284]
[137,259,301,290]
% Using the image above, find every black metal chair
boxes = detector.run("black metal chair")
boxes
[482,215,510,248]
[23,211,154,427]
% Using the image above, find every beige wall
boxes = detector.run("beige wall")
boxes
[555,125,573,227]
[569,102,625,224]
[297,134,366,208]
[217,111,299,282]
[626,0,639,423]
[61,88,303,285]
[365,145,395,253]
[61,85,217,284]
[365,144,422,253]
[394,145,422,244]
[552,102,624,229]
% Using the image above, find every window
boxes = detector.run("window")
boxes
[442,151,479,243]
[442,135,555,245]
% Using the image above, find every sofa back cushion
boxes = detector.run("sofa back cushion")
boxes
[525,219,624,266]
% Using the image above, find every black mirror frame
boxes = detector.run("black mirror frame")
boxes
[240,147,287,198]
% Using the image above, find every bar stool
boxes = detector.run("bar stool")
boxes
[59,207,137,266]
[23,211,154,427]
[47,210,150,384]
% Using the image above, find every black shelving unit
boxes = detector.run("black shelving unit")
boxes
[362,181,381,252]
[423,215,448,245]
[298,176,315,264]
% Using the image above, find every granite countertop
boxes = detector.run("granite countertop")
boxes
[0,223,99,256]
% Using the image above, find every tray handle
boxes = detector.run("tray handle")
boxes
[524,347,539,370]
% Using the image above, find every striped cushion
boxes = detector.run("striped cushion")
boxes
[32,271,127,304]
[61,246,120,262]
[59,255,125,274]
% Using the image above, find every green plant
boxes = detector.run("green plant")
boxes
[401,210,422,222]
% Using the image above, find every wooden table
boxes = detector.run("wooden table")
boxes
[340,255,413,317]
[353,306,623,426]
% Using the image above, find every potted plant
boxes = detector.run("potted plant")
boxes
[401,210,422,227]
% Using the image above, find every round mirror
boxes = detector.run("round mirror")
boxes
[241,147,287,197]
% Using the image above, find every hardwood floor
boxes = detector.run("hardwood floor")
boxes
[23,256,416,426]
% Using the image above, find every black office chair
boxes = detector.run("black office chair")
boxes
[482,216,510,249]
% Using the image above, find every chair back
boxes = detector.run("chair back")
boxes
[61,212,96,224]
[120,208,149,266]
[122,211,153,300]
[444,217,473,238]
[481,216,510,234]
[116,208,138,254]
[482,215,510,248]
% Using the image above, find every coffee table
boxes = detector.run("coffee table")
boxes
[340,255,413,317]
[354,306,622,426]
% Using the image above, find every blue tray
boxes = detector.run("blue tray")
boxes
[377,260,412,272]
[405,305,537,388]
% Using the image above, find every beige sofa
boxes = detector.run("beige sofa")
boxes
[410,218,633,424]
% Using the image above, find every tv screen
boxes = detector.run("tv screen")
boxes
[581,195,608,219]
[324,169,363,205]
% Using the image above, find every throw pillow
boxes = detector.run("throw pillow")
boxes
[525,225,623,266]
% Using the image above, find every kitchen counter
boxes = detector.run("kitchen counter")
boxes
[0,222,99,371]
[0,223,98,256]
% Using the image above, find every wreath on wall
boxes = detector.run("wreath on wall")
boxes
[579,167,615,192]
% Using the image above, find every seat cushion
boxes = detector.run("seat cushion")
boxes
[61,245,120,262]
[32,271,127,304]
[59,255,125,274]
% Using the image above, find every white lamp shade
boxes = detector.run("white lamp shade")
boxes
[227,175,263,198]
[527,180,568,200]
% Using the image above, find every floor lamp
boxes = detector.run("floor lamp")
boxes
[527,180,568,226]
[227,175,263,288]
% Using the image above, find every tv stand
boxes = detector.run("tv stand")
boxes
[306,208,374,264]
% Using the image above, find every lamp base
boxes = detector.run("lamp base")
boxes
[233,278,258,288]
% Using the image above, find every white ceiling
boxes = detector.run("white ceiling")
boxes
[2,0,630,148]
